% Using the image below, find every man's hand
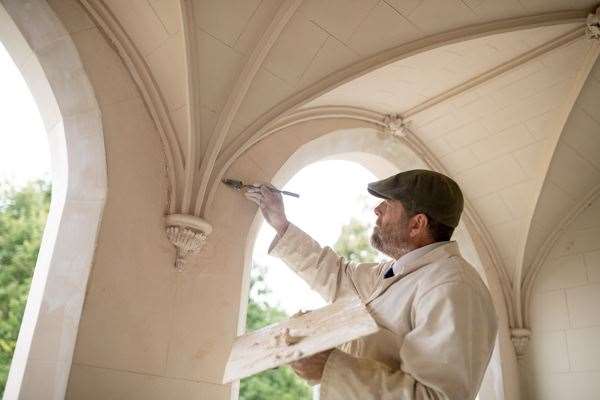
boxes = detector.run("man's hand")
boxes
[289,349,334,383]
[244,183,289,235]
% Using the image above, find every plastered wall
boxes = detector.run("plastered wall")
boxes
[9,1,587,398]
[39,1,231,398]
[524,195,600,399]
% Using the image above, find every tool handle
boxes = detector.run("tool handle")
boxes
[247,184,299,198]
[278,189,300,198]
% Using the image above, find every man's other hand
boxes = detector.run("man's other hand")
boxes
[244,182,289,235]
[289,349,334,383]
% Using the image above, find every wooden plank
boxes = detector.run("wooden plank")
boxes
[222,296,379,383]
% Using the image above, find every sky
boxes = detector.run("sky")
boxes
[252,160,382,314]
[0,37,382,317]
[0,42,50,186]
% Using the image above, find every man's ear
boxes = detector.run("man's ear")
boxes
[409,213,429,238]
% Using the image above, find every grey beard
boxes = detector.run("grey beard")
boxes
[371,228,412,260]
[370,230,384,252]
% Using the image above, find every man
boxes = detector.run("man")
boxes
[245,169,497,400]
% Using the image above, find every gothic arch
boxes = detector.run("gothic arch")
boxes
[523,183,600,326]
[207,10,590,217]
[233,113,519,400]
[0,1,106,397]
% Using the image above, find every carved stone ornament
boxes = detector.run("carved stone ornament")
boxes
[586,7,600,40]
[383,114,410,137]
[510,328,531,358]
[165,214,212,271]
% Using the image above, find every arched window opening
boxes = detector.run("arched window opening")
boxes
[0,40,51,395]
[241,160,383,399]
[236,122,503,399]
[252,160,383,314]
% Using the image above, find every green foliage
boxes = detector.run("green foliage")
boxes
[0,180,51,394]
[244,267,288,332]
[240,266,313,400]
[334,217,378,263]
[239,366,313,400]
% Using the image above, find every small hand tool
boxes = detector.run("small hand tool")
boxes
[222,178,300,198]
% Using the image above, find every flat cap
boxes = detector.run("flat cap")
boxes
[367,169,464,228]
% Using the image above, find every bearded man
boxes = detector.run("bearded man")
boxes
[244,169,498,400]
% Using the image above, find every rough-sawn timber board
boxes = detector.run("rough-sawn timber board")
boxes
[222,296,379,383]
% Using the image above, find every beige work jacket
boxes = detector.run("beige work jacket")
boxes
[269,223,498,400]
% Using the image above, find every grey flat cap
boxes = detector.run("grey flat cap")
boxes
[367,169,464,228]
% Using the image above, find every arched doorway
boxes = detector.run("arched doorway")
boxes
[236,124,508,399]
[243,159,380,399]
[0,2,106,398]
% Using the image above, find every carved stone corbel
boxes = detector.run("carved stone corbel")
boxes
[510,328,531,358]
[383,114,410,138]
[165,214,212,271]
[586,7,600,40]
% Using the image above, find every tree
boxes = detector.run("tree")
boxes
[240,265,313,400]
[334,217,378,263]
[0,180,51,394]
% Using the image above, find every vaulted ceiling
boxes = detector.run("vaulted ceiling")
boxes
[77,0,600,330]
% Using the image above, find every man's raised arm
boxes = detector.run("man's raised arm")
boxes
[244,183,381,303]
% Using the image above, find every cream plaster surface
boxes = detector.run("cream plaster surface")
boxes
[525,195,600,400]
[4,0,600,399]
[524,57,600,273]
[72,0,597,233]
[103,0,169,56]
[101,0,189,169]
[305,24,583,113]
[43,1,231,398]
[298,33,594,288]
[67,363,231,400]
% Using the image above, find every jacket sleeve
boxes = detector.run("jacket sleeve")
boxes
[319,281,498,400]
[268,223,382,303]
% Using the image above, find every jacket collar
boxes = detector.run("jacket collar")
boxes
[396,241,459,278]
[366,241,460,304]
[391,241,449,276]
